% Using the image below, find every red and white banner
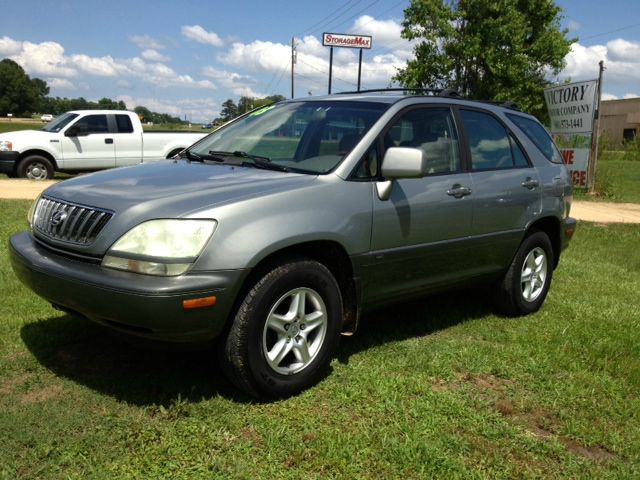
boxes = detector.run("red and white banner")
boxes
[322,33,372,49]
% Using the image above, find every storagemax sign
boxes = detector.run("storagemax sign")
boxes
[544,80,597,134]
[322,33,372,49]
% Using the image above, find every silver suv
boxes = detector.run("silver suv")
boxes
[10,91,576,398]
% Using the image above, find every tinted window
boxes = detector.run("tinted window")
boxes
[41,113,78,133]
[385,107,461,175]
[461,110,514,170]
[507,113,563,164]
[510,135,529,167]
[191,101,388,174]
[115,114,134,133]
[73,115,109,134]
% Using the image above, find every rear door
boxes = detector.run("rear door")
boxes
[364,106,475,305]
[111,114,142,166]
[60,114,115,170]
[457,108,542,271]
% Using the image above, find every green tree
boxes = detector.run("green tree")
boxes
[0,58,48,116]
[220,99,238,121]
[394,0,574,119]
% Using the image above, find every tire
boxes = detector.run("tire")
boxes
[221,257,343,399]
[493,231,554,316]
[17,155,54,180]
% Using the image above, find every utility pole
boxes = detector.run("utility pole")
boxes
[587,60,605,193]
[291,37,296,99]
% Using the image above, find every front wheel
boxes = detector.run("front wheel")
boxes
[493,231,554,316]
[17,155,54,180]
[221,258,343,399]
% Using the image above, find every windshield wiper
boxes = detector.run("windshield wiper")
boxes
[208,150,290,172]
[180,149,226,163]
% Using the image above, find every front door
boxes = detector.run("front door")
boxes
[60,114,115,170]
[363,106,475,305]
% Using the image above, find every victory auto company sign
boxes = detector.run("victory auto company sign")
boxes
[322,33,372,49]
[544,80,597,134]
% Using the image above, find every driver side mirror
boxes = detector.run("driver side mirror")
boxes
[376,147,427,201]
[65,126,87,137]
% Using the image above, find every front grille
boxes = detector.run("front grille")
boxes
[33,197,113,245]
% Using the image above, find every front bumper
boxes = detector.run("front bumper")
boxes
[0,151,19,175]
[9,231,247,343]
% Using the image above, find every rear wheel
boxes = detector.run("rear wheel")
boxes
[221,257,342,399]
[17,155,54,180]
[493,231,554,316]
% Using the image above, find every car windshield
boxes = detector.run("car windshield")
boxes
[40,113,79,133]
[189,101,389,174]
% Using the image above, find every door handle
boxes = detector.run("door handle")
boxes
[521,177,539,190]
[446,184,472,198]
[105,138,114,144]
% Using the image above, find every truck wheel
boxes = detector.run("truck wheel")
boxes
[493,231,554,316]
[17,155,54,180]
[221,257,342,399]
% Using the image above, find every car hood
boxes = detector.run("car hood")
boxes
[42,160,317,217]
[0,129,56,148]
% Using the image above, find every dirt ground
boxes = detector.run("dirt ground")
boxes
[1,178,639,224]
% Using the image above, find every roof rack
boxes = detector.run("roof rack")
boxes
[337,88,462,98]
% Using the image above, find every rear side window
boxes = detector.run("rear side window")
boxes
[460,110,515,170]
[507,113,563,164]
[115,115,134,133]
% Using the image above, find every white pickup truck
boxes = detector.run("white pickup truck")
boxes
[0,110,207,179]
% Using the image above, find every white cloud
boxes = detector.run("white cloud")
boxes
[202,66,263,97]
[623,93,640,99]
[567,19,581,31]
[1,36,215,91]
[606,38,640,62]
[216,16,414,94]
[129,35,164,50]
[70,54,120,76]
[46,78,75,90]
[0,36,22,56]
[10,40,77,77]
[141,49,170,62]
[601,93,618,101]
[182,25,223,47]
[560,39,640,85]
[117,95,219,123]
[349,15,405,49]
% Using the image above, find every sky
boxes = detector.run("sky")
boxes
[1,0,639,123]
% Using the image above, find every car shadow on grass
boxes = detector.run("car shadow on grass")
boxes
[20,314,250,406]
[338,288,493,362]
[20,289,493,406]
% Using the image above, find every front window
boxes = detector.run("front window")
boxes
[189,101,388,174]
[40,113,79,133]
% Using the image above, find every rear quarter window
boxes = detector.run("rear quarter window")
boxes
[507,114,563,164]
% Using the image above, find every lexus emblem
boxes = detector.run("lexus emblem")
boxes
[50,210,68,227]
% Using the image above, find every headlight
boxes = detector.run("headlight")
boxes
[102,219,217,276]
[27,195,41,228]
[0,140,13,151]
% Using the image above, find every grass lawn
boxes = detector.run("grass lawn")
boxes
[1,200,639,478]
[0,122,43,133]
[574,152,640,203]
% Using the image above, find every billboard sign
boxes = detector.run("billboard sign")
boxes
[544,80,598,187]
[544,80,598,134]
[322,33,372,49]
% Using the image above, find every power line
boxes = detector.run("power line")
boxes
[327,0,381,32]
[295,0,361,37]
[580,22,640,41]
